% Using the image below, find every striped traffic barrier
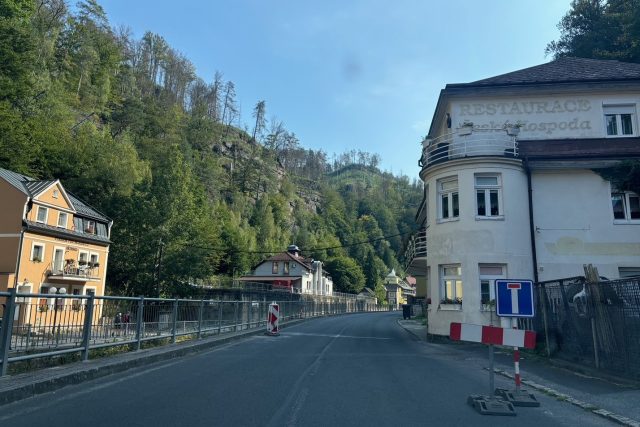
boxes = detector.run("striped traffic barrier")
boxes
[449,322,536,349]
[266,302,280,335]
[450,322,540,410]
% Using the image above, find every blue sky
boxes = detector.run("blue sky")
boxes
[100,0,571,178]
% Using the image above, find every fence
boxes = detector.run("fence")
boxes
[533,276,640,380]
[0,290,387,376]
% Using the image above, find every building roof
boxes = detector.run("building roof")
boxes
[24,220,111,245]
[451,57,640,88]
[67,193,110,222]
[261,251,312,270]
[0,167,110,222]
[23,180,57,196]
[358,287,376,297]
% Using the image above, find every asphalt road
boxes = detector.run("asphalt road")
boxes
[0,312,616,426]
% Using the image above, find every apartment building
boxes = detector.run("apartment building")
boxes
[405,58,640,335]
[0,168,112,324]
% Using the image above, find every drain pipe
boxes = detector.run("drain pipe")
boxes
[525,158,551,356]
[524,157,539,283]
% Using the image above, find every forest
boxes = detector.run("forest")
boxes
[0,0,423,299]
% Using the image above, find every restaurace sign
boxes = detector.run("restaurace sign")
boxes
[457,98,594,136]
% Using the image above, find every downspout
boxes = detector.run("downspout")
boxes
[525,158,551,357]
[13,199,31,289]
[524,158,539,283]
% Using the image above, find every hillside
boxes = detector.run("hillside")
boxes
[0,0,421,299]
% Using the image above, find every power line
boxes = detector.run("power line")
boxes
[172,230,414,254]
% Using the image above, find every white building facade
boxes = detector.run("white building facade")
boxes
[414,58,640,335]
[240,245,333,296]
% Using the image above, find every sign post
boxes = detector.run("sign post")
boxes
[451,322,538,415]
[494,280,540,407]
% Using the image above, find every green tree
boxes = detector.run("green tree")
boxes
[325,256,365,294]
[546,0,640,61]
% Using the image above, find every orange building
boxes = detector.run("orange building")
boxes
[0,168,112,324]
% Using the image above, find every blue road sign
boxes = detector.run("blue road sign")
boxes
[495,280,534,317]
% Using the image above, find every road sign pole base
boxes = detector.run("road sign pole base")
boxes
[467,395,516,416]
[494,388,540,407]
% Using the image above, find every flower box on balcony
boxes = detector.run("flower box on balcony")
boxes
[458,122,474,136]
[439,303,462,311]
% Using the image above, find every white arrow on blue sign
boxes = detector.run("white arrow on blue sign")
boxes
[495,280,535,317]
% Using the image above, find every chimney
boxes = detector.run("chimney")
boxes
[287,244,301,258]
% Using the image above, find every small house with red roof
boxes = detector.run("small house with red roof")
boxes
[238,245,333,295]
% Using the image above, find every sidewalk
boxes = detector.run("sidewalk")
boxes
[398,318,640,427]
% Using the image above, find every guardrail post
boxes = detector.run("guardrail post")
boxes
[233,301,239,332]
[248,301,253,328]
[81,295,95,361]
[197,299,204,339]
[171,299,178,344]
[217,301,223,334]
[135,297,144,351]
[1,288,17,376]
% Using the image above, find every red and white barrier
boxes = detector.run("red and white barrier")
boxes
[267,303,280,335]
[449,322,536,349]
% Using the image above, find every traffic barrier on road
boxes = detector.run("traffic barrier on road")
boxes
[449,322,536,349]
[267,303,280,335]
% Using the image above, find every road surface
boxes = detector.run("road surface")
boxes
[0,312,615,426]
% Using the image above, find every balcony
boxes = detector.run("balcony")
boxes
[404,228,427,276]
[48,261,100,282]
[419,127,518,169]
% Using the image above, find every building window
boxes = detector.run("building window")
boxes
[612,191,640,222]
[89,253,99,268]
[438,177,459,220]
[604,105,636,137]
[284,262,290,275]
[53,189,59,199]
[57,212,68,228]
[31,243,44,262]
[272,262,279,274]
[36,206,48,223]
[84,220,96,234]
[479,264,505,308]
[441,265,462,304]
[475,174,502,218]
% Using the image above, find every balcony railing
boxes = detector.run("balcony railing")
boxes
[48,263,100,282]
[419,127,518,168]
[404,228,427,275]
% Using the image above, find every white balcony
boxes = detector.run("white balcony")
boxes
[404,228,427,276]
[419,127,518,169]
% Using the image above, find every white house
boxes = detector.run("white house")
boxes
[238,245,333,296]
[407,57,640,336]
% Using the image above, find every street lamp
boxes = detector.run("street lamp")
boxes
[49,286,66,346]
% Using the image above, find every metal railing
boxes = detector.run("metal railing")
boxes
[404,228,427,271]
[0,289,387,376]
[419,128,518,168]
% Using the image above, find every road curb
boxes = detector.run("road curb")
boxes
[489,368,640,427]
[0,319,307,407]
